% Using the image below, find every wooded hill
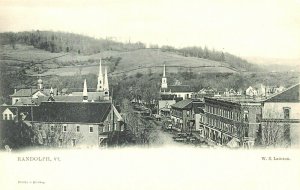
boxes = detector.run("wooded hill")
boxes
[0,30,260,72]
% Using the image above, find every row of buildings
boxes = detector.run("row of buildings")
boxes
[1,60,124,148]
[158,65,300,148]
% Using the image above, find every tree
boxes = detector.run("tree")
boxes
[220,52,225,62]
[204,46,209,59]
[32,123,84,148]
[0,120,39,150]
[121,99,140,137]
[7,32,17,49]
[260,109,291,148]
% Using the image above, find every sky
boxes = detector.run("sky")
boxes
[0,0,300,61]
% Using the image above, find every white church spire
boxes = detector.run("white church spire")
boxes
[103,67,110,100]
[83,79,88,102]
[104,67,109,91]
[161,64,168,89]
[96,59,104,91]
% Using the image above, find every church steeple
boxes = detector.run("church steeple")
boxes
[103,67,109,91]
[48,87,55,102]
[83,79,88,102]
[103,67,110,100]
[161,64,168,89]
[96,59,104,92]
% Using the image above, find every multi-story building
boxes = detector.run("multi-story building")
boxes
[170,99,203,133]
[261,83,300,147]
[30,101,123,148]
[203,97,262,148]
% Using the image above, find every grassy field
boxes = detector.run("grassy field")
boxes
[1,44,236,77]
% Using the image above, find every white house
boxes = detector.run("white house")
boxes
[2,107,17,121]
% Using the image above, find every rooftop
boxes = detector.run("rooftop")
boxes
[171,99,202,109]
[161,85,192,93]
[32,102,111,123]
[204,96,262,106]
[264,83,300,102]
[10,88,58,97]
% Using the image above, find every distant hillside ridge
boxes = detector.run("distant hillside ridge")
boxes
[0,30,260,72]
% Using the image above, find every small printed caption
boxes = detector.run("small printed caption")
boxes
[17,156,61,162]
[18,180,46,185]
[261,156,290,161]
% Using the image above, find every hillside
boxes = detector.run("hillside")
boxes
[0,44,237,77]
[0,31,260,74]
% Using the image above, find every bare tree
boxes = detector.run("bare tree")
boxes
[33,123,84,148]
[261,109,290,148]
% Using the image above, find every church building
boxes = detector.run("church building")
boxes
[158,64,193,116]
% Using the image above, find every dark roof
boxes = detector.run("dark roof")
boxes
[36,93,109,104]
[10,88,58,97]
[72,92,105,101]
[161,94,177,100]
[192,102,205,114]
[37,96,83,104]
[171,99,193,109]
[10,89,39,97]
[264,83,300,102]
[161,85,192,93]
[32,102,111,123]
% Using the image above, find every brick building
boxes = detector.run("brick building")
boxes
[170,99,204,133]
[203,97,262,148]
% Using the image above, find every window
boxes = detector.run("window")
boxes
[283,107,290,119]
[63,125,67,132]
[72,139,76,147]
[38,125,42,131]
[4,114,7,120]
[76,125,80,132]
[89,126,94,133]
[50,125,54,132]
[256,114,262,123]
[9,114,13,120]
[244,111,249,122]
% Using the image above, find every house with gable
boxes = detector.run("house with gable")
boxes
[261,83,300,147]
[2,107,17,121]
[10,79,58,105]
[30,100,123,148]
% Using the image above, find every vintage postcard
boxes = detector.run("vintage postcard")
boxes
[0,0,300,190]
